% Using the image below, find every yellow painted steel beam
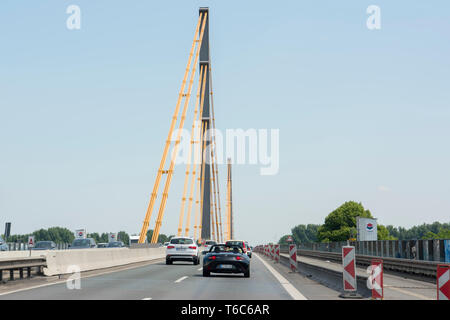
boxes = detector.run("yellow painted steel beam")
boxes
[151,12,208,244]
[190,122,206,239]
[210,179,215,242]
[184,66,208,237]
[177,65,206,236]
[197,121,208,242]
[138,13,204,243]
[193,122,206,241]
[209,66,224,242]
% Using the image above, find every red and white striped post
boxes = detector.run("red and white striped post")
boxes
[289,244,297,272]
[275,244,280,263]
[270,244,274,260]
[437,264,450,300]
[340,246,359,298]
[371,259,383,300]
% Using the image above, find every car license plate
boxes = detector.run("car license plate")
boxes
[176,247,186,251]
[219,264,233,269]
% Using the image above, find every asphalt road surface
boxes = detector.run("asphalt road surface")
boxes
[0,253,342,300]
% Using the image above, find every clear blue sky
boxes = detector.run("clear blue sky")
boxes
[1,1,449,244]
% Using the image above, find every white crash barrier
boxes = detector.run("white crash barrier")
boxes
[44,247,165,276]
[0,251,50,259]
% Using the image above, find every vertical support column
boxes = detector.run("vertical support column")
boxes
[423,240,429,261]
[433,239,440,262]
[199,7,212,241]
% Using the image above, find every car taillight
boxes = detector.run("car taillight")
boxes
[167,245,174,249]
[208,256,216,260]
[236,256,242,260]
[189,246,197,249]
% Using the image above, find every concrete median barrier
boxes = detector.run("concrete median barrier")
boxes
[43,247,165,276]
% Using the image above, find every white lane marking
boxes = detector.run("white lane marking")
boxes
[255,253,307,300]
[142,297,152,300]
[175,276,188,283]
[0,258,164,297]
[197,267,203,271]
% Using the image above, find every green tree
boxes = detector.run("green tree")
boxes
[421,231,438,239]
[377,224,397,240]
[317,201,373,242]
[278,235,291,245]
[117,231,129,245]
[99,233,109,243]
[291,224,319,244]
[87,232,101,243]
[437,228,450,239]
[146,229,171,244]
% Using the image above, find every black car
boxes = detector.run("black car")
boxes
[203,244,250,278]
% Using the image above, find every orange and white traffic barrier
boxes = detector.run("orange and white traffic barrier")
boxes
[371,259,383,300]
[275,245,280,263]
[342,246,357,292]
[437,264,450,300]
[289,244,297,272]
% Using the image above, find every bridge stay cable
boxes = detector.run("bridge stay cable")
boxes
[150,12,209,244]
[177,65,206,236]
[138,12,207,244]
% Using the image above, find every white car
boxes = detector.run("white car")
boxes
[166,237,200,265]
[202,240,217,254]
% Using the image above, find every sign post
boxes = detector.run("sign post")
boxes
[28,236,35,257]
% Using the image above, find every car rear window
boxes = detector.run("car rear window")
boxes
[226,241,243,247]
[170,238,193,245]
[210,245,243,254]
[205,241,216,245]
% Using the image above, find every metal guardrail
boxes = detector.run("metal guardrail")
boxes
[5,243,70,251]
[0,257,47,282]
[279,246,440,277]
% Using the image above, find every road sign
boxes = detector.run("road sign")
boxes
[287,236,293,242]
[75,229,86,239]
[371,259,384,300]
[28,236,35,248]
[289,245,297,272]
[342,246,357,292]
[108,233,117,243]
[437,264,450,300]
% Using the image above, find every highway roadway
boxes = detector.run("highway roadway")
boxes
[0,253,342,300]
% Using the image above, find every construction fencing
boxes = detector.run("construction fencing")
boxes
[292,239,450,263]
